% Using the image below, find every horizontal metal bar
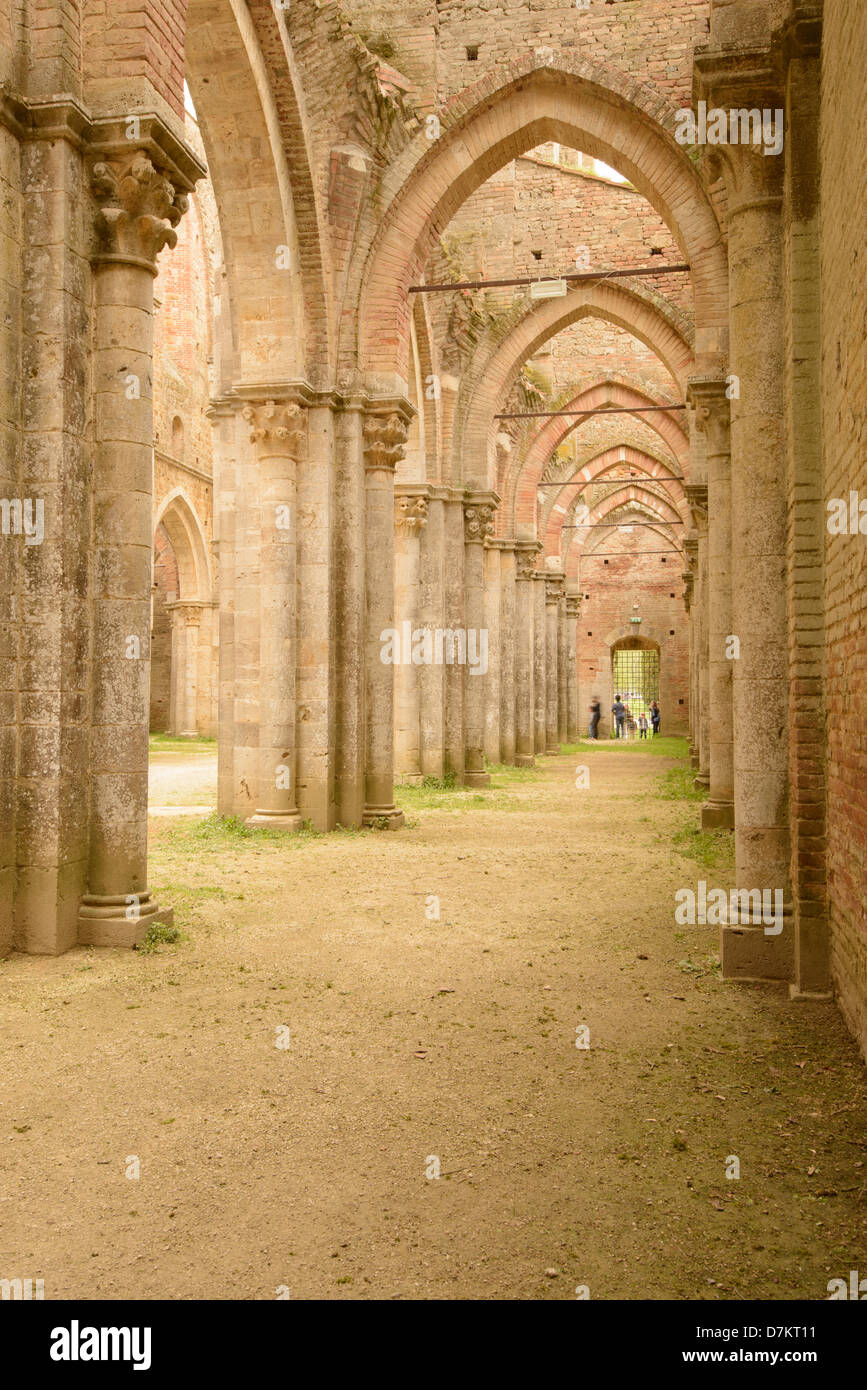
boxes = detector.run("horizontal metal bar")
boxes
[497,404,687,420]
[408,264,690,293]
[561,521,684,529]
[537,475,685,485]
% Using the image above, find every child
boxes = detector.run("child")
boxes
[638,712,649,739]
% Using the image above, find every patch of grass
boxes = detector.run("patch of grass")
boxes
[671,821,735,873]
[560,735,689,759]
[160,812,362,854]
[656,766,704,801]
[149,733,216,753]
[136,922,182,955]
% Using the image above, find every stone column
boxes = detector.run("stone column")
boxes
[483,541,502,766]
[79,149,191,945]
[362,409,407,828]
[683,538,699,765]
[242,399,305,831]
[419,488,447,778]
[545,574,563,754]
[696,49,792,979]
[514,543,539,766]
[687,486,710,792]
[566,593,581,742]
[690,378,735,830]
[463,496,496,787]
[393,488,428,784]
[533,572,547,755]
[166,601,202,737]
[557,591,568,747]
[498,542,517,765]
[443,495,465,782]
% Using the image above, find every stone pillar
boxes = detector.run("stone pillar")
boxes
[443,495,465,782]
[498,542,517,765]
[545,574,563,754]
[566,593,581,742]
[557,591,568,747]
[362,408,408,828]
[419,488,447,778]
[79,150,192,945]
[167,601,202,737]
[696,49,792,979]
[533,573,547,755]
[514,543,539,766]
[690,379,735,830]
[242,399,304,831]
[687,486,710,792]
[683,539,699,765]
[394,488,428,784]
[463,497,496,788]
[483,542,502,766]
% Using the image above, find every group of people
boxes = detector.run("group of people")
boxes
[588,696,660,741]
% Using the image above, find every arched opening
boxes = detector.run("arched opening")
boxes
[611,635,660,730]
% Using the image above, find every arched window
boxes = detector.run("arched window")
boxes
[171,415,185,460]
[611,636,659,719]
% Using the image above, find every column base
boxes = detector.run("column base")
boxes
[701,799,734,830]
[362,804,405,830]
[396,773,424,787]
[721,923,794,982]
[546,744,560,755]
[515,753,535,767]
[245,809,303,832]
[789,984,834,1003]
[693,772,710,791]
[464,771,491,788]
[78,894,172,949]
[690,751,700,768]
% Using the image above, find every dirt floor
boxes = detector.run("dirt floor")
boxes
[1,743,865,1301]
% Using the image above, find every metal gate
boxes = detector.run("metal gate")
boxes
[611,646,659,720]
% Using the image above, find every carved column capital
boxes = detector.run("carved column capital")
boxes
[394,493,428,536]
[687,375,732,458]
[515,545,540,581]
[90,150,189,271]
[685,485,709,535]
[241,398,307,456]
[544,571,565,604]
[363,411,408,471]
[463,501,496,545]
[565,594,582,620]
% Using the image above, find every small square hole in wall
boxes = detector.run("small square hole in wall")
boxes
[678,698,684,705]
[531,249,543,261]
[669,592,675,598]
[466,45,479,60]
[669,629,675,636]
[660,557,667,563]
[587,631,592,637]
[584,593,589,599]
[604,559,609,565]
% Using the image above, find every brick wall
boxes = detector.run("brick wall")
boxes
[821,0,867,1055]
[576,539,689,736]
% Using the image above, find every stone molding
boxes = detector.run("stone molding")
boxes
[545,572,565,604]
[514,539,543,581]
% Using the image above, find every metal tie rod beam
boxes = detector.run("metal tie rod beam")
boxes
[561,520,684,529]
[409,263,690,293]
[496,404,687,420]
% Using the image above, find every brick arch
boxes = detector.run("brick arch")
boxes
[185,0,332,385]
[564,489,683,581]
[353,57,727,395]
[540,446,688,551]
[459,281,694,489]
[506,380,690,533]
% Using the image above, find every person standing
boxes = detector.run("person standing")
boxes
[589,697,601,740]
[611,694,627,740]
[638,711,649,739]
[650,700,661,737]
